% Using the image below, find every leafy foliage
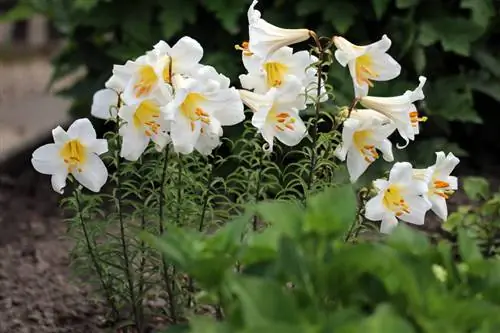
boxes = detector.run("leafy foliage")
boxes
[444,176,500,258]
[4,0,500,158]
[148,187,500,333]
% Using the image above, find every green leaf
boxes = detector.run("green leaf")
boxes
[412,46,426,74]
[418,18,484,56]
[0,2,35,22]
[396,0,420,9]
[463,177,490,201]
[425,76,482,124]
[304,185,357,235]
[371,0,391,19]
[203,0,248,34]
[74,0,100,11]
[189,317,231,333]
[387,224,430,255]
[471,49,500,78]
[255,200,304,237]
[159,0,197,39]
[461,0,494,28]
[229,276,300,327]
[458,229,483,262]
[361,304,416,332]
[323,1,358,34]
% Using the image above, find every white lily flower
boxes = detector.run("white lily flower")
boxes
[164,73,244,154]
[335,109,396,183]
[91,88,120,120]
[105,51,173,105]
[195,121,224,156]
[360,76,427,147]
[246,0,311,60]
[333,35,401,98]
[365,162,432,234]
[152,36,204,82]
[31,118,108,194]
[118,98,171,161]
[240,79,307,151]
[239,46,326,104]
[413,152,459,220]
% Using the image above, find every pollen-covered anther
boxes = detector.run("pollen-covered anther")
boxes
[361,145,379,163]
[235,41,253,56]
[434,180,450,189]
[410,111,428,125]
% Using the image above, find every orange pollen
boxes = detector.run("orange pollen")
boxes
[285,124,294,130]
[275,125,285,132]
[434,180,450,189]
[235,41,253,56]
[190,121,195,132]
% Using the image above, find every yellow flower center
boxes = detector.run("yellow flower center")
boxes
[432,179,454,200]
[180,93,210,132]
[264,62,288,88]
[267,107,296,132]
[133,65,158,98]
[60,139,86,173]
[133,100,162,137]
[353,130,379,163]
[355,54,378,87]
[383,185,410,217]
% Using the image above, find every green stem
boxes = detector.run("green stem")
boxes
[115,128,142,332]
[74,188,119,320]
[187,159,215,307]
[158,148,178,323]
[253,149,265,231]
[305,41,325,199]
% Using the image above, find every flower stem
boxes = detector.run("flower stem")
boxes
[305,36,325,199]
[158,148,178,323]
[253,149,265,231]
[74,188,119,320]
[115,126,142,332]
[187,158,215,307]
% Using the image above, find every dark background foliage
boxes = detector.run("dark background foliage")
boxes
[3,0,500,169]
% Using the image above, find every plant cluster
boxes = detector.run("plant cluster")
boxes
[4,0,499,160]
[26,1,472,331]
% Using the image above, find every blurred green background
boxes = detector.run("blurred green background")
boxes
[2,0,500,171]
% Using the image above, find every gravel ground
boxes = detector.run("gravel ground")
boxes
[0,170,108,333]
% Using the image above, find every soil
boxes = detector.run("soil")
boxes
[0,169,108,333]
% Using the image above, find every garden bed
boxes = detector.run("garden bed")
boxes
[0,169,108,333]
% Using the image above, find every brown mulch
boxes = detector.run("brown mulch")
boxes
[0,170,107,333]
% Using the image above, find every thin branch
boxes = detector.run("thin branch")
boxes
[158,148,178,323]
[74,188,119,320]
[115,120,143,332]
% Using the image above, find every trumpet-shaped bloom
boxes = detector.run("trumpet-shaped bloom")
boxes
[335,109,396,183]
[239,46,326,104]
[365,162,432,234]
[194,121,224,156]
[360,76,427,147]
[247,0,311,60]
[106,51,173,105]
[164,72,244,154]
[91,88,120,120]
[31,118,108,194]
[413,152,459,220]
[240,79,307,151]
[152,36,204,83]
[118,99,171,161]
[333,35,401,98]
